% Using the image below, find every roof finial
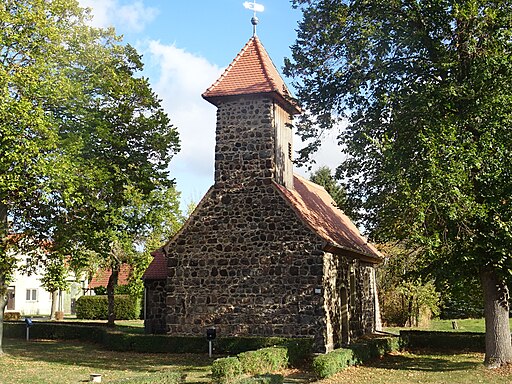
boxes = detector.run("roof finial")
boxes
[243,1,264,36]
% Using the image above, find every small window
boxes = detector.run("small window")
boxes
[288,143,292,160]
[26,289,37,302]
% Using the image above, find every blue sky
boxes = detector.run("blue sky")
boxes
[79,0,344,210]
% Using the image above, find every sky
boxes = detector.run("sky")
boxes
[78,0,344,210]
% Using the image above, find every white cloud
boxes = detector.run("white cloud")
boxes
[78,0,158,32]
[145,41,224,205]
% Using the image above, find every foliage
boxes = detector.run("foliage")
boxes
[309,166,355,218]
[3,312,20,321]
[109,371,184,384]
[75,295,139,320]
[234,375,283,384]
[311,336,399,378]
[237,347,289,374]
[400,330,485,351]
[377,244,440,327]
[286,0,512,364]
[211,357,243,384]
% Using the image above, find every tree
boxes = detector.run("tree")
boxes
[309,166,355,218]
[0,0,180,346]
[40,253,69,320]
[286,0,512,367]
[49,39,180,326]
[0,0,93,354]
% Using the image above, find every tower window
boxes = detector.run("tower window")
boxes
[288,143,292,160]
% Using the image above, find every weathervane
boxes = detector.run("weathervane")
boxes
[243,1,264,36]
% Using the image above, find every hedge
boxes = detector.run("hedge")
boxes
[400,330,485,351]
[212,357,243,384]
[238,347,289,374]
[76,295,140,320]
[3,322,312,357]
[210,340,312,384]
[312,335,400,378]
[109,371,184,384]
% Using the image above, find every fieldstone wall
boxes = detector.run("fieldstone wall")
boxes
[164,183,328,349]
[144,279,167,334]
[161,93,378,352]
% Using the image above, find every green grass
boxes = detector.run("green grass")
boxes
[316,350,512,384]
[0,338,212,384]
[384,317,512,334]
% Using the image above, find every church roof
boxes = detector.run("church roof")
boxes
[142,249,167,280]
[275,175,382,263]
[202,36,300,114]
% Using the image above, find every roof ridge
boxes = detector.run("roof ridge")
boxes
[202,37,254,97]
[252,36,281,94]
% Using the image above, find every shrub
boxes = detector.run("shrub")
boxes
[312,348,356,378]
[211,357,243,384]
[76,295,139,320]
[400,330,485,351]
[312,335,400,378]
[235,374,283,384]
[238,347,288,374]
[109,371,184,384]
[4,312,21,321]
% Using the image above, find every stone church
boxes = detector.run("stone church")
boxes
[143,34,382,352]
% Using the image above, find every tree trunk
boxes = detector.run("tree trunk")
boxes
[0,201,9,354]
[50,291,58,320]
[107,264,119,328]
[0,276,8,355]
[480,267,512,368]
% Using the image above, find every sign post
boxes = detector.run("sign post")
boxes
[206,327,216,357]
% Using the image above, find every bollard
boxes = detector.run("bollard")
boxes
[24,318,33,341]
[206,327,216,357]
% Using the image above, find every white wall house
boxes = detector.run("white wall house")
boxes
[6,253,86,317]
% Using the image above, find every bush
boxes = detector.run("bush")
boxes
[312,348,356,378]
[400,330,485,351]
[109,371,184,384]
[312,335,400,378]
[212,357,243,384]
[76,295,139,320]
[238,347,288,375]
[235,374,283,384]
[4,312,21,321]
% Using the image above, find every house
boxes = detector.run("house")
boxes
[143,33,382,352]
[87,264,132,293]
[6,253,86,317]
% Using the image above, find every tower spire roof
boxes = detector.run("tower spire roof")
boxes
[202,36,300,114]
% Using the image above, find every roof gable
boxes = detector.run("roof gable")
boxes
[142,249,167,280]
[275,175,382,262]
[202,36,300,114]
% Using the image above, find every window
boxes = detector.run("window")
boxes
[288,143,292,160]
[26,289,37,302]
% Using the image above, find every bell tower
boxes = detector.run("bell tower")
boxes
[202,36,300,190]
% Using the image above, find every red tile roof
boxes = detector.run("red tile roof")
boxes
[142,249,167,280]
[202,36,300,114]
[275,175,382,262]
[88,264,132,288]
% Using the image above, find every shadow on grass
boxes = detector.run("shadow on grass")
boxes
[365,351,481,372]
[3,338,213,374]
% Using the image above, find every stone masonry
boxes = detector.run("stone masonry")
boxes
[144,36,382,352]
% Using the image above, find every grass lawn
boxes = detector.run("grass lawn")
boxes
[0,338,213,384]
[384,317,512,334]
[1,337,512,384]
[317,350,512,384]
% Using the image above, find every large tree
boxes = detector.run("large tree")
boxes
[286,0,512,367]
[0,0,180,346]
